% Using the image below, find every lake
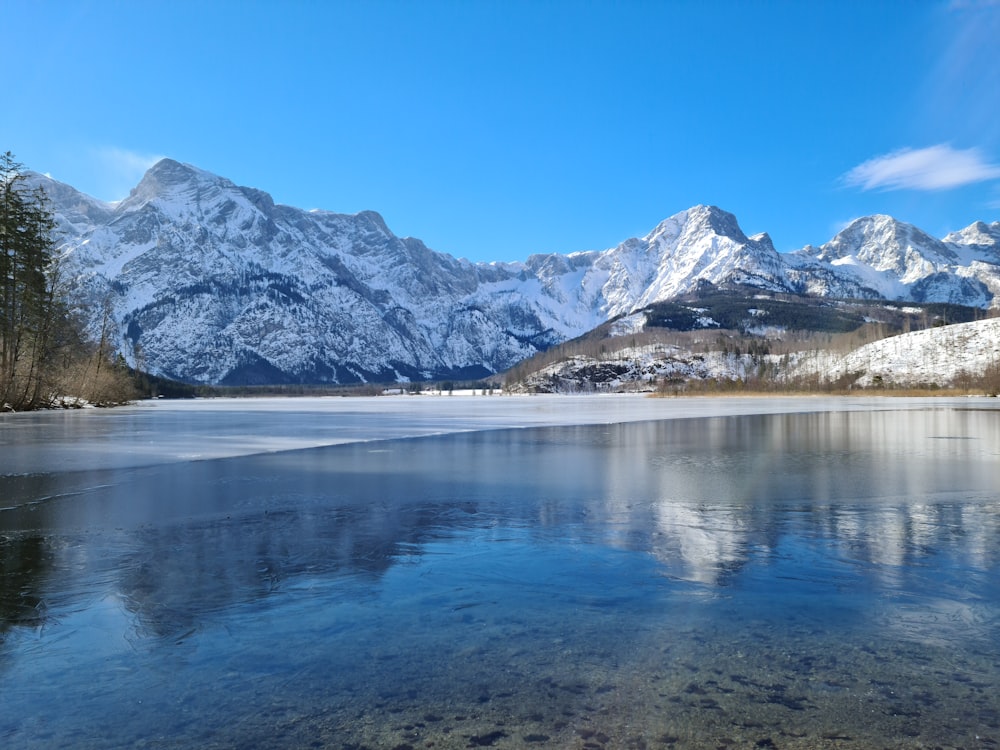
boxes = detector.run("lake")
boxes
[1,395,999,748]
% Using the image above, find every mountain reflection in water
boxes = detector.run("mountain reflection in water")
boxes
[1,404,999,748]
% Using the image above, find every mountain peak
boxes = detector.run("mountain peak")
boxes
[145,158,204,183]
[681,205,747,243]
[354,209,391,235]
[125,159,224,206]
[838,214,899,234]
[23,171,117,228]
[944,220,1000,248]
[834,214,942,245]
[645,205,747,245]
[703,204,743,232]
[817,213,959,281]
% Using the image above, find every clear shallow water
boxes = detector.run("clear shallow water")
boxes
[1,398,999,748]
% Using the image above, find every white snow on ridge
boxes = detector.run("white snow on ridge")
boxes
[512,318,1000,393]
[808,318,1000,387]
[608,311,648,337]
[30,159,1000,385]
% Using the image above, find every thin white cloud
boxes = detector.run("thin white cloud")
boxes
[831,217,861,236]
[96,146,162,175]
[843,144,1000,191]
[948,0,1000,9]
[91,146,165,200]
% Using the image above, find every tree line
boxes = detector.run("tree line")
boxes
[1,151,136,410]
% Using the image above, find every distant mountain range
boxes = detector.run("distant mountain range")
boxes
[31,159,1000,385]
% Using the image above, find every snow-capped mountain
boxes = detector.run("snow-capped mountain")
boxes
[33,159,1000,385]
[588,207,792,316]
[944,220,1000,259]
[40,160,557,384]
[791,215,998,306]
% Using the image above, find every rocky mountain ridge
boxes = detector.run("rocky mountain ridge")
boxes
[33,159,1000,385]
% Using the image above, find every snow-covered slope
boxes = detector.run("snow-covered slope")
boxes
[33,159,1000,385]
[39,161,557,384]
[509,318,1000,393]
[795,318,1000,388]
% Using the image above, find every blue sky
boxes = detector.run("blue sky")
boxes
[4,0,999,262]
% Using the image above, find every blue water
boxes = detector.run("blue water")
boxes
[1,402,999,748]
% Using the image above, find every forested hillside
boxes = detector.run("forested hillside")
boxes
[503,296,1000,395]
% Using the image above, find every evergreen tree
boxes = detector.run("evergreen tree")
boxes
[0,152,63,408]
[0,151,139,409]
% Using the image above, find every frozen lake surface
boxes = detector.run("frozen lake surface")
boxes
[2,395,999,748]
[0,393,988,474]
